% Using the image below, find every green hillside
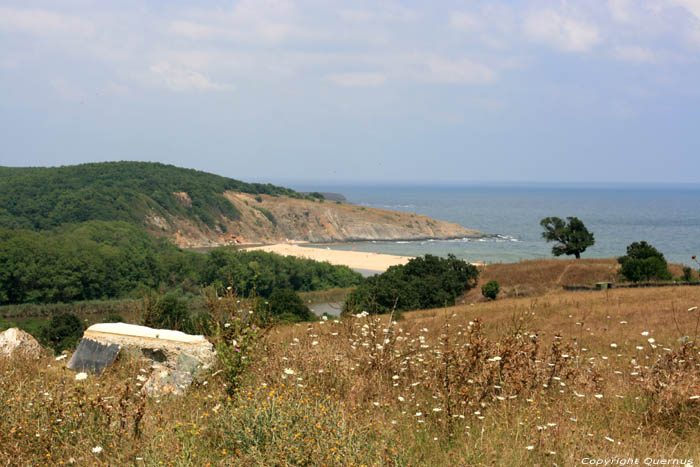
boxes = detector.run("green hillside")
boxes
[0,161,307,230]
[0,221,362,305]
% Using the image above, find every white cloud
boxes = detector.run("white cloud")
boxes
[326,72,386,87]
[608,0,635,22]
[169,0,307,45]
[49,78,87,101]
[169,20,219,40]
[149,62,230,92]
[524,9,601,52]
[675,0,700,21]
[0,7,95,38]
[614,45,657,62]
[339,5,418,23]
[448,6,517,49]
[425,57,496,85]
[449,11,479,31]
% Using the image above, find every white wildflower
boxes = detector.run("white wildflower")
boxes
[75,372,88,381]
[92,446,103,454]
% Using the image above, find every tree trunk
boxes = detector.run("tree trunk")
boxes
[575,252,581,259]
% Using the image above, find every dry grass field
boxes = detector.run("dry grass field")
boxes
[2,259,700,466]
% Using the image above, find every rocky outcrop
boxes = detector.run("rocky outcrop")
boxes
[0,328,42,359]
[165,192,483,248]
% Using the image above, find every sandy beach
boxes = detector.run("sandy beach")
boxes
[244,243,413,272]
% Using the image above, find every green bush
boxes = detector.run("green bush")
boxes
[481,280,500,300]
[104,313,125,323]
[618,241,672,283]
[268,289,314,322]
[253,206,277,225]
[682,267,696,283]
[39,313,85,353]
[140,293,206,334]
[343,254,479,315]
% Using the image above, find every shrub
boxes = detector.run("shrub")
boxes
[139,293,204,334]
[682,267,695,283]
[202,287,272,395]
[343,254,479,315]
[253,206,277,225]
[104,313,125,323]
[618,241,672,282]
[39,313,85,353]
[481,280,500,300]
[268,289,314,322]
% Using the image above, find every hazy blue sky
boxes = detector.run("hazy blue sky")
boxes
[1,0,699,184]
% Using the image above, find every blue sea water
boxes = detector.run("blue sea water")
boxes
[294,184,700,266]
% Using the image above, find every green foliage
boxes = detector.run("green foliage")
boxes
[140,293,198,334]
[0,162,305,230]
[343,254,479,315]
[202,248,363,298]
[104,313,125,323]
[268,289,314,323]
[253,206,277,225]
[202,288,272,395]
[540,216,595,259]
[39,313,85,353]
[682,267,696,283]
[0,223,361,306]
[0,221,201,305]
[481,280,500,300]
[618,241,672,283]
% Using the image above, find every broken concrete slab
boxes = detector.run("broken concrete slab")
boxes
[67,338,120,375]
[68,323,216,383]
[0,328,43,359]
[143,366,193,396]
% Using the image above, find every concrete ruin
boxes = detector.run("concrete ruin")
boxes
[68,323,216,394]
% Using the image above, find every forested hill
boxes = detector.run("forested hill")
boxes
[0,161,481,247]
[0,162,305,231]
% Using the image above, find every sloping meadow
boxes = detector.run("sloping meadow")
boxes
[2,285,700,465]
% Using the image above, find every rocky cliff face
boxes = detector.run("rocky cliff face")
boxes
[150,192,483,248]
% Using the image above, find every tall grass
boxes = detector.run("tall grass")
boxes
[2,266,700,465]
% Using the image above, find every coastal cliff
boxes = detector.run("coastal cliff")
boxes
[160,192,482,248]
[0,162,483,249]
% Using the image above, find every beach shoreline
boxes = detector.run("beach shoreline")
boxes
[243,243,413,273]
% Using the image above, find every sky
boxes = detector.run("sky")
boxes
[1,0,699,185]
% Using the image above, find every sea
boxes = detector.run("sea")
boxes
[291,184,700,267]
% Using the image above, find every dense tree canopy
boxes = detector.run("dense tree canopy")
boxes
[540,216,595,259]
[0,222,362,305]
[343,254,479,315]
[618,241,672,282]
[0,161,314,230]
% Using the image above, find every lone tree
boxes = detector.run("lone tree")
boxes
[540,216,595,259]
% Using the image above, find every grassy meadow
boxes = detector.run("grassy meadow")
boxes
[2,259,700,466]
